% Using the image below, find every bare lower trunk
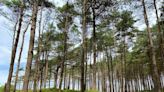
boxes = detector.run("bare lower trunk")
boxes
[54,65,60,88]
[67,72,70,89]
[44,51,49,88]
[39,67,43,92]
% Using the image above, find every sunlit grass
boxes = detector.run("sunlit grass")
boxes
[0,86,4,92]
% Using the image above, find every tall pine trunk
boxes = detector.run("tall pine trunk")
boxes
[92,3,97,90]
[153,0,164,63]
[81,0,87,91]
[23,1,38,92]
[5,3,24,92]
[13,22,30,92]
[142,0,161,92]
[54,65,60,88]
[33,4,43,92]
[44,51,49,88]
[59,16,68,91]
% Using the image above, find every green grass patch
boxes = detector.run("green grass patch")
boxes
[0,86,4,92]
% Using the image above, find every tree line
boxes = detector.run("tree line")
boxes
[0,0,164,92]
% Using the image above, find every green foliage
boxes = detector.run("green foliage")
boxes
[58,3,74,13]
[71,24,80,35]
[57,3,78,16]
[4,0,21,7]
[116,11,135,30]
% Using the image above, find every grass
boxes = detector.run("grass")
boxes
[0,86,4,92]
[2,86,155,92]
[0,86,80,92]
[42,88,80,92]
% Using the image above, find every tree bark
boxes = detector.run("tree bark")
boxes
[44,51,49,88]
[59,16,68,91]
[5,3,24,92]
[23,1,39,92]
[54,65,60,88]
[13,22,30,92]
[33,4,43,92]
[92,2,97,89]
[142,0,162,92]
[81,0,87,92]
[153,0,164,63]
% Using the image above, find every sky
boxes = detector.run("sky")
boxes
[0,0,162,86]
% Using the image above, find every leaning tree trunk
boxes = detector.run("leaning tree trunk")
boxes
[5,4,24,92]
[153,0,164,63]
[142,0,161,92]
[23,1,39,92]
[12,19,19,49]
[13,22,30,92]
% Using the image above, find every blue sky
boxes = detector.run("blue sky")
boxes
[0,0,162,86]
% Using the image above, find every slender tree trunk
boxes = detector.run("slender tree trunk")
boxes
[72,67,75,90]
[153,0,164,63]
[81,0,87,91]
[92,3,97,90]
[23,1,39,92]
[142,0,161,92]
[123,35,127,92]
[33,4,43,92]
[67,72,70,89]
[49,65,51,88]
[44,51,49,88]
[64,64,67,89]
[97,71,100,91]
[54,65,60,88]
[5,4,24,92]
[12,19,19,49]
[106,48,114,92]
[59,16,68,91]
[109,49,114,92]
[120,50,125,92]
[13,23,30,92]
[101,67,106,92]
[39,66,43,92]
